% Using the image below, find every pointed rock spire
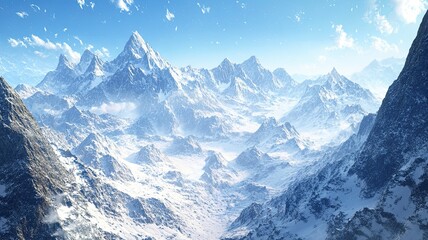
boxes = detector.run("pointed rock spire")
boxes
[76,49,95,73]
[111,31,169,71]
[56,54,74,70]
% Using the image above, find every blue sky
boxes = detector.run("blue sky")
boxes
[0,0,426,86]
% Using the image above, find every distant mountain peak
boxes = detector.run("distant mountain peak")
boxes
[330,67,340,77]
[125,31,150,55]
[242,55,261,67]
[112,31,169,71]
[85,54,104,76]
[81,49,94,60]
[273,68,289,75]
[76,49,95,74]
[56,54,74,70]
[220,58,233,67]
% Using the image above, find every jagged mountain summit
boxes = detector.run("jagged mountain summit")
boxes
[7,26,412,239]
[224,11,428,240]
[109,31,170,72]
[284,68,379,146]
[247,117,309,153]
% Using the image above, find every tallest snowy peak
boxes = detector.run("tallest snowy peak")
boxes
[125,31,150,54]
[330,67,340,77]
[112,31,169,71]
[242,55,261,67]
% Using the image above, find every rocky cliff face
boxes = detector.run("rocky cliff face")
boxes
[0,77,71,239]
[351,11,428,196]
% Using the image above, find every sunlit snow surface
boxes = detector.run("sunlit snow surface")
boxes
[14,32,388,239]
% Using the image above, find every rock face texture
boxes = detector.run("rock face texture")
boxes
[0,77,70,239]
[351,11,428,195]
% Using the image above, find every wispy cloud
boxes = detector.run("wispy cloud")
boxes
[8,38,27,48]
[318,55,327,63]
[166,9,175,21]
[116,0,134,12]
[34,51,48,58]
[294,11,305,23]
[30,4,41,12]
[371,36,399,52]
[197,3,210,14]
[74,36,84,45]
[16,11,29,18]
[95,47,110,58]
[375,13,394,34]
[333,24,354,49]
[394,0,427,24]
[28,35,58,50]
[365,1,394,34]
[11,35,81,63]
[77,0,85,9]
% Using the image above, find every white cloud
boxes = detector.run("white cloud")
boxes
[395,0,427,23]
[16,11,28,18]
[87,44,94,50]
[77,0,85,9]
[74,36,84,45]
[365,1,394,34]
[62,43,81,63]
[335,24,354,49]
[15,34,81,63]
[95,47,110,58]
[116,0,134,12]
[166,9,175,21]
[30,35,59,50]
[8,38,27,48]
[318,55,327,63]
[371,36,399,52]
[90,102,138,119]
[375,13,394,34]
[63,28,68,32]
[34,51,48,58]
[90,2,95,9]
[197,3,210,14]
[294,11,304,23]
[30,4,41,12]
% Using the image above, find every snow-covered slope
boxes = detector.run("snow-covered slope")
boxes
[285,68,379,146]
[9,20,423,239]
[224,11,428,240]
[247,117,309,153]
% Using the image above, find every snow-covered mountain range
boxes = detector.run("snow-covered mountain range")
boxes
[1,11,425,239]
[351,57,405,99]
[223,12,428,240]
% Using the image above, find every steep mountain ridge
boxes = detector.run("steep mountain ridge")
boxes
[0,77,71,239]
